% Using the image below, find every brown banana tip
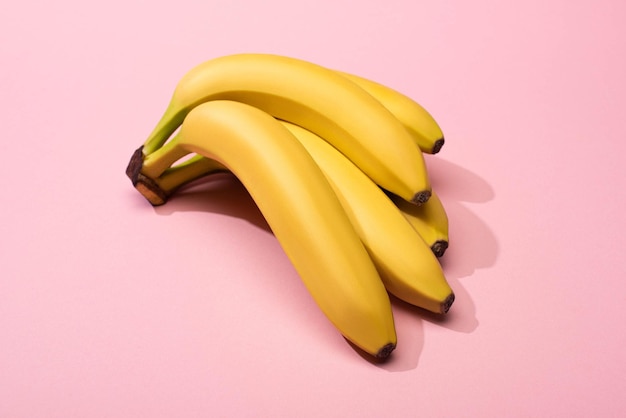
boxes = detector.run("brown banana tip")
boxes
[376,342,396,360]
[431,240,449,258]
[126,146,145,185]
[441,293,456,314]
[411,190,431,205]
[134,174,169,206]
[125,146,169,206]
[431,138,445,154]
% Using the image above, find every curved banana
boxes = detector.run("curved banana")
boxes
[335,70,445,154]
[392,191,450,258]
[137,120,455,313]
[140,53,431,204]
[128,100,397,358]
[281,122,454,314]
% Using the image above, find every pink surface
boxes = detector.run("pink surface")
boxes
[2,0,626,416]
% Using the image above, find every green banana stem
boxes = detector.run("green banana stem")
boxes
[127,133,227,206]
[142,132,190,178]
[157,155,227,194]
[143,102,186,155]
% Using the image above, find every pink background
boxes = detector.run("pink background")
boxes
[2,0,626,416]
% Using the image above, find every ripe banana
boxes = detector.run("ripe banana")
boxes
[139,53,431,204]
[335,70,445,154]
[128,100,398,358]
[392,191,450,258]
[281,121,454,314]
[131,119,454,314]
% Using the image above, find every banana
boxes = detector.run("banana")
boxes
[132,119,454,314]
[391,191,450,258]
[128,100,397,358]
[281,121,454,314]
[139,53,431,204]
[335,70,445,154]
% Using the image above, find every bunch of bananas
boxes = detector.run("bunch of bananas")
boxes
[126,53,453,360]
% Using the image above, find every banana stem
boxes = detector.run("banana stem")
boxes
[142,132,190,178]
[143,102,186,155]
[157,155,227,194]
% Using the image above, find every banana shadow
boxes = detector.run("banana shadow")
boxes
[419,155,499,334]
[152,172,273,233]
[424,154,495,204]
[151,157,498,372]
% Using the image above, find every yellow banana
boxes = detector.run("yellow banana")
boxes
[132,119,454,314]
[140,53,431,204]
[128,100,397,358]
[392,192,450,258]
[335,70,445,154]
[281,121,454,314]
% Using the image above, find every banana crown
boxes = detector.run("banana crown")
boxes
[127,54,454,361]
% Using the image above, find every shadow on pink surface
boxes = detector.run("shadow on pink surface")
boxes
[423,155,498,329]
[147,157,497,372]
[153,172,272,231]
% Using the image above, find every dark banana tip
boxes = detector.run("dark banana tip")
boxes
[134,174,169,206]
[126,146,145,185]
[376,342,396,360]
[125,145,169,206]
[441,293,455,314]
[431,240,449,258]
[411,190,431,205]
[431,137,445,154]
